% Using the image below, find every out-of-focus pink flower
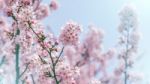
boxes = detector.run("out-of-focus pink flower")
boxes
[35,4,49,20]
[59,20,82,45]
[84,25,104,51]
[57,63,80,84]
[64,45,76,63]
[0,17,6,27]
[4,0,16,6]
[49,0,59,11]
[4,7,13,16]
[83,25,104,59]
[0,0,4,10]
[114,63,124,76]
[38,73,52,84]
[21,0,31,6]
[64,45,76,56]
[105,48,116,59]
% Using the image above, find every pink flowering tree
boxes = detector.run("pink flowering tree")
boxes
[0,0,142,84]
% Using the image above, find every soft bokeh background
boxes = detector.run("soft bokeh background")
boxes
[43,0,150,83]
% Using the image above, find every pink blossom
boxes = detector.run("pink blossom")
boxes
[59,21,82,45]
[56,63,80,84]
[105,48,116,59]
[0,17,6,27]
[35,4,49,20]
[4,0,16,6]
[84,25,104,52]
[20,0,31,6]
[49,0,59,11]
[4,7,13,16]
[0,0,4,10]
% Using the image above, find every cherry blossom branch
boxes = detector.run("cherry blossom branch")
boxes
[118,5,140,84]
[49,49,59,84]
[28,22,61,84]
[124,25,130,84]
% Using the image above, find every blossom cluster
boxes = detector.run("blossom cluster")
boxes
[59,21,82,45]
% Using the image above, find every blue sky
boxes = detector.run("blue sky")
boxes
[43,0,150,83]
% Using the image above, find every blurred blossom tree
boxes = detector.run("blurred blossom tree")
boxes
[117,4,141,84]
[0,0,142,84]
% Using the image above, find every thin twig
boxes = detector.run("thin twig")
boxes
[31,74,36,84]
[19,63,30,78]
[54,46,64,66]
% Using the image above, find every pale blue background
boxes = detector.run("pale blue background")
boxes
[43,0,150,83]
